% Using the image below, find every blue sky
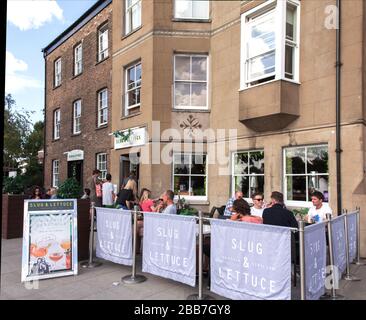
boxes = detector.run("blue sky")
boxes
[6,0,98,125]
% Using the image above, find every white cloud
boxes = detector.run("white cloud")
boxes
[5,51,42,93]
[7,0,63,31]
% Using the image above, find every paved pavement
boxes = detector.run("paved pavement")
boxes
[0,238,365,300]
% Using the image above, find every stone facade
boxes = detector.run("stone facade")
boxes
[109,0,366,255]
[44,1,112,190]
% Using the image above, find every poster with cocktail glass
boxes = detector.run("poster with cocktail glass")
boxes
[21,199,78,282]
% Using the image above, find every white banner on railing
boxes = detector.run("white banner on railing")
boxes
[347,212,358,262]
[304,222,327,300]
[331,215,347,278]
[210,219,292,300]
[142,213,196,287]
[96,208,132,265]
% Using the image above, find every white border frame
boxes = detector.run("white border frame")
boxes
[231,149,265,202]
[240,0,300,90]
[173,53,209,110]
[283,144,329,208]
[172,153,208,202]
[21,199,78,282]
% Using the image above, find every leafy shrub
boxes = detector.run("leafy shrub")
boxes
[2,175,26,194]
[292,207,309,220]
[57,178,82,199]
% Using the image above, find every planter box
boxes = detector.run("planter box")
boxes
[2,195,91,261]
[2,194,27,239]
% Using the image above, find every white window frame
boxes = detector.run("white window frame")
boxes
[283,144,329,208]
[54,58,61,87]
[52,159,59,188]
[98,89,108,127]
[172,153,207,201]
[240,0,300,90]
[173,54,209,110]
[96,153,107,180]
[54,109,60,140]
[74,43,82,76]
[73,100,81,134]
[124,62,141,116]
[231,150,265,202]
[98,24,109,61]
[174,0,210,20]
[125,0,142,35]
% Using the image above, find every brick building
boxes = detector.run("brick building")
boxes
[43,0,112,190]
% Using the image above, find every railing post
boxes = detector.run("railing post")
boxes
[321,213,344,300]
[187,212,214,300]
[299,220,306,300]
[122,205,147,284]
[353,207,366,266]
[81,202,102,268]
[343,210,360,281]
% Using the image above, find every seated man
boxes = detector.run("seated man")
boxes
[262,191,298,228]
[305,191,332,223]
[223,191,244,217]
[156,190,177,215]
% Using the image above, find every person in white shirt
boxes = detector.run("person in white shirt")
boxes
[250,192,264,217]
[306,191,332,223]
[102,173,115,207]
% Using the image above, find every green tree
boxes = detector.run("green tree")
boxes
[22,121,44,187]
[4,94,33,170]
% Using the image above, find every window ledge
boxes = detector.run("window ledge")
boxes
[53,84,62,90]
[285,201,314,209]
[121,112,142,120]
[239,77,301,92]
[52,138,60,142]
[96,124,108,131]
[72,72,83,80]
[172,18,211,23]
[172,108,210,113]
[71,133,81,137]
[96,56,109,66]
[122,26,143,40]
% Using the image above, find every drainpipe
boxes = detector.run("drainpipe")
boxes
[335,0,342,215]
[43,50,47,188]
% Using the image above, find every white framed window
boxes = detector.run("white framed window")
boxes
[74,43,82,76]
[98,89,108,126]
[98,24,109,61]
[174,0,209,20]
[174,54,208,110]
[54,109,60,139]
[73,100,81,134]
[284,145,329,206]
[54,58,61,87]
[96,153,107,180]
[232,150,264,199]
[124,62,141,116]
[173,153,207,200]
[125,0,141,34]
[52,159,59,188]
[240,0,300,89]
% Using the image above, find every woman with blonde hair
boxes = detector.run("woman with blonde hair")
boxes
[139,188,155,212]
[116,179,136,210]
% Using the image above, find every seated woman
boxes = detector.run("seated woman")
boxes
[139,188,156,212]
[230,198,263,224]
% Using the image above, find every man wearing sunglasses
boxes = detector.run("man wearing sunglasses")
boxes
[250,192,265,217]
